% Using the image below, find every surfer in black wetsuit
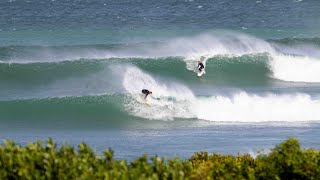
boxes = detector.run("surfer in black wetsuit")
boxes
[142,89,152,99]
[197,60,204,72]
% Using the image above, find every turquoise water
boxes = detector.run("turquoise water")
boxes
[1,0,320,159]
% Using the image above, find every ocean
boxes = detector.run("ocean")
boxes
[1,0,320,160]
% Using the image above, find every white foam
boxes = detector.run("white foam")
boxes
[126,88,320,122]
[125,97,195,120]
[121,65,195,120]
[191,92,320,122]
[271,55,320,83]
[122,65,194,100]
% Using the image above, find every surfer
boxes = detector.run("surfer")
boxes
[197,60,204,72]
[142,89,152,99]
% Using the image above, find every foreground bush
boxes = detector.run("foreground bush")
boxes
[0,137,319,179]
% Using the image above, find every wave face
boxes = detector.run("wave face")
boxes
[2,32,320,123]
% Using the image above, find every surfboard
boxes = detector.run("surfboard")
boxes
[197,70,205,77]
[145,101,151,106]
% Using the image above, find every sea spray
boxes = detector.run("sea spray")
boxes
[122,65,195,120]
[122,65,194,100]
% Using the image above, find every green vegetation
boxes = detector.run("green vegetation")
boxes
[0,137,319,179]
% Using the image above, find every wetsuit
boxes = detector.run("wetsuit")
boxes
[142,89,150,94]
[142,89,151,99]
[198,62,204,71]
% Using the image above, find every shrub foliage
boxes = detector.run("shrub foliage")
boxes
[0,137,319,179]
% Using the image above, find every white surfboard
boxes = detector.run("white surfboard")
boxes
[197,70,205,77]
[145,100,151,106]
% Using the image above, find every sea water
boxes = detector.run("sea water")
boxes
[1,0,320,160]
